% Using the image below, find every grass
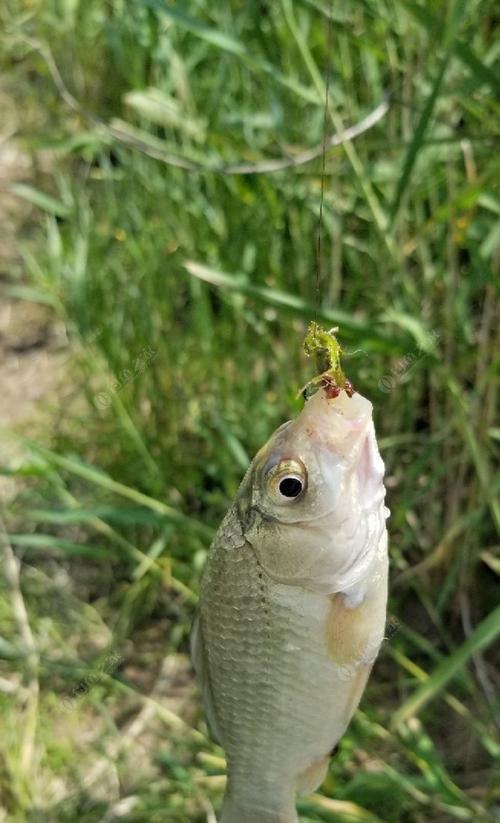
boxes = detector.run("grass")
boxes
[1,0,499,820]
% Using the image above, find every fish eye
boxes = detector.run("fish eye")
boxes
[278,476,303,498]
[265,458,307,504]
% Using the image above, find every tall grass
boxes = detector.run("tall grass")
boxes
[1,1,499,821]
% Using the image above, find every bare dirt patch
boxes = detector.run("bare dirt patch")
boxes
[0,91,68,497]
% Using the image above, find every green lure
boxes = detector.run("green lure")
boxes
[303,322,354,398]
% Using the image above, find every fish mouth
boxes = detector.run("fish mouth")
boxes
[297,387,374,459]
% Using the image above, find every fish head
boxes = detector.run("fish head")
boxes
[239,387,388,594]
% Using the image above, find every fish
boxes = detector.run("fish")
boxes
[191,386,389,823]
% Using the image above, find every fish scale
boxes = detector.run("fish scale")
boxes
[200,531,372,813]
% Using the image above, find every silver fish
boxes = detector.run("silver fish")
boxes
[192,387,389,823]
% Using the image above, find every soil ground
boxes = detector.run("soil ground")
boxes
[0,88,67,499]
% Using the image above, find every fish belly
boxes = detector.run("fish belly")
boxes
[200,539,377,816]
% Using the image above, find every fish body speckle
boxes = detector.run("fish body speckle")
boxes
[192,388,389,822]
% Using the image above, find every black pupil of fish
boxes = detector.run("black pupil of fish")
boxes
[279,477,303,498]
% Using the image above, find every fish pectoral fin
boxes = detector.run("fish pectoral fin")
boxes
[190,613,222,744]
[326,591,373,665]
[296,754,330,796]
[343,663,372,721]
[326,580,389,667]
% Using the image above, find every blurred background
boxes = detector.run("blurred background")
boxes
[0,1,499,821]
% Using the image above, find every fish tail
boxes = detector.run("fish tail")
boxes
[220,792,298,823]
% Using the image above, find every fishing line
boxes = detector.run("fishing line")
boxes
[315,2,334,318]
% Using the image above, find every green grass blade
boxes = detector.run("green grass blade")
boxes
[144,0,320,104]
[185,261,408,349]
[404,1,500,92]
[6,285,60,307]
[27,506,165,527]
[447,376,500,535]
[280,0,394,258]
[7,534,110,559]
[392,604,500,728]
[10,183,70,218]
[389,55,450,226]
[390,0,470,226]
[454,41,500,92]
[105,390,162,484]
[26,443,214,540]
